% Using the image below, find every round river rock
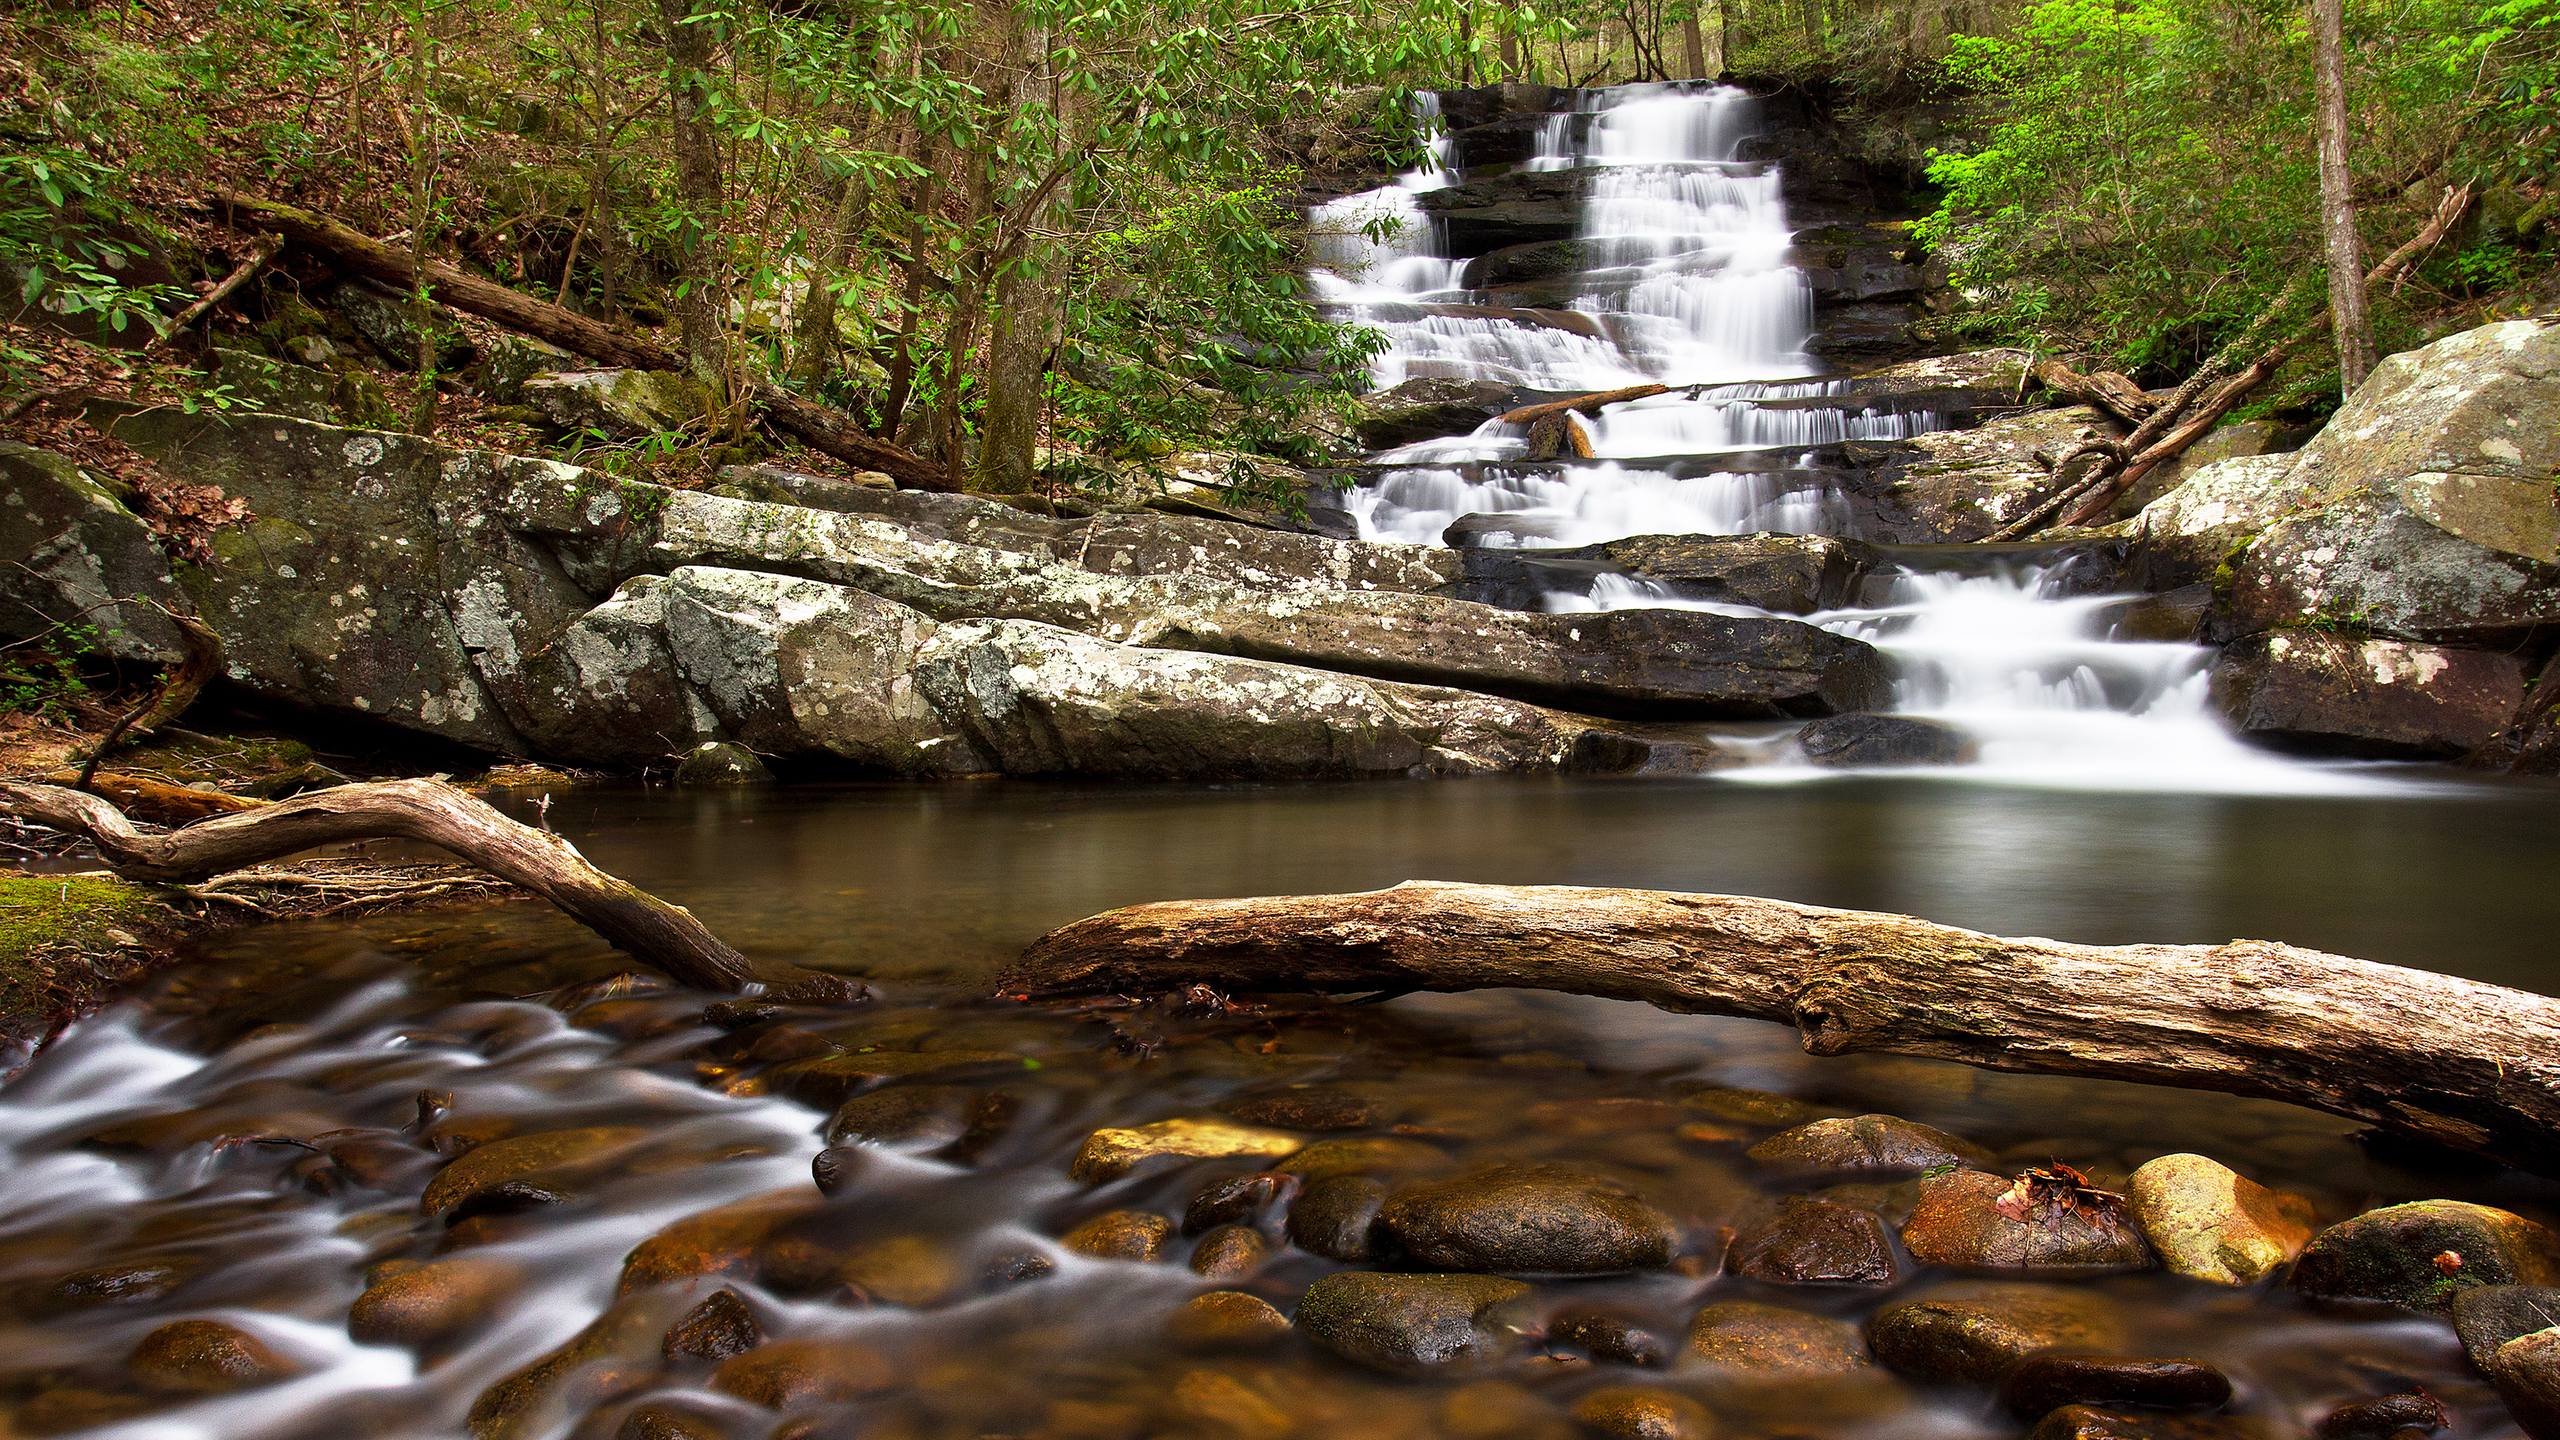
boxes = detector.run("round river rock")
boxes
[1376,1162,1677,1274]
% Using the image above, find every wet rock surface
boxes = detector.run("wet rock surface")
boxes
[2209,630,2527,759]
[1685,1300,1870,1375]
[1376,1162,1678,1274]
[1729,1195,1902,1285]
[2291,1200,2560,1310]
[1294,1271,1536,1372]
[1747,1114,1995,1176]
[2126,1153,2314,1286]
[1869,1282,2129,1386]
[1900,1168,2156,1273]
[1998,1354,2235,1419]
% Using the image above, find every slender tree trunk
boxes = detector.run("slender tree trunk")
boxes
[656,0,730,395]
[972,9,1060,495]
[2311,0,2375,392]
[1681,10,1706,77]
[1500,24,1520,81]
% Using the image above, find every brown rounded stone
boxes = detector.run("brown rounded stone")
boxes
[1901,1170,2155,1273]
[350,1254,524,1350]
[662,1287,762,1362]
[1869,1282,2128,1387]
[710,1338,897,1408]
[1683,1301,1868,1376]
[1166,1290,1294,1350]
[1746,1115,1993,1176]
[1062,1210,1174,1262]
[1730,1196,1901,1286]
[419,1125,650,1220]
[127,1319,297,1394]
[1571,1384,1716,1440]
[1378,1163,1677,1275]
[1188,1223,1270,1280]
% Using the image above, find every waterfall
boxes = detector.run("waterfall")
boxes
[1317,83,2364,791]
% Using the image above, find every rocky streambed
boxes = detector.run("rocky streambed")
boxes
[5,781,2560,1440]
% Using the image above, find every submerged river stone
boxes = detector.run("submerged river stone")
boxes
[1167,1290,1295,1351]
[1071,1117,1304,1182]
[709,1337,898,1409]
[1061,1210,1174,1262]
[1901,1170,2155,1273]
[2290,1200,2560,1311]
[1746,1114,1994,1176]
[419,1124,652,1220]
[1868,1282,2129,1387]
[1730,1196,1903,1285]
[1570,1385,1716,1440]
[349,1254,525,1350]
[1287,1173,1393,1261]
[1684,1300,1870,1376]
[2126,1153,2315,1286]
[1998,1354,2235,1419]
[126,1319,298,1394]
[1294,1272,1535,1372]
[1377,1163,1677,1274]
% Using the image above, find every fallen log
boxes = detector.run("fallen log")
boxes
[209,192,952,492]
[1497,383,1668,428]
[0,777,854,1001]
[1002,880,2560,1172]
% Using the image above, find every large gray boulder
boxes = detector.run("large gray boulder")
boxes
[2209,630,2527,758]
[0,443,187,662]
[2131,453,2313,589]
[1861,404,2113,542]
[2220,319,2560,641]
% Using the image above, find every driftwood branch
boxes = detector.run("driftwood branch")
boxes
[1002,880,2560,1172]
[75,611,223,793]
[1501,386,1662,461]
[2030,358,2154,427]
[0,777,854,1000]
[209,192,952,492]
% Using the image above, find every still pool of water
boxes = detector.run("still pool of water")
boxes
[5,773,2559,1440]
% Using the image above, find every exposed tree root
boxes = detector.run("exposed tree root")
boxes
[0,777,854,1000]
[1003,879,2560,1172]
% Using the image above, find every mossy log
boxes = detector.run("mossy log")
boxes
[0,777,852,1000]
[1003,880,2560,1172]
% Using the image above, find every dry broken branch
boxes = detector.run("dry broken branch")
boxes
[1003,880,2560,1172]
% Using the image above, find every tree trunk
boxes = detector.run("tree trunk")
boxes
[1,778,856,1000]
[2311,0,2375,392]
[209,192,951,489]
[1681,11,1706,77]
[655,0,730,394]
[1002,880,2560,1173]
[972,9,1061,495]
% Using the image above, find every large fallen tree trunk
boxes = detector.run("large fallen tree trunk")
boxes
[0,778,854,1001]
[1003,880,2560,1172]
[210,193,952,492]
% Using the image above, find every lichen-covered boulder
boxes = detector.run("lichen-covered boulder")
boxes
[0,441,186,661]
[2209,630,2526,758]
[2130,453,2316,589]
[2290,1200,2560,1311]
[2125,1153,2314,1286]
[1355,376,1520,449]
[2221,319,2560,641]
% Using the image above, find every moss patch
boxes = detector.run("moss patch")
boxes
[0,872,191,1055]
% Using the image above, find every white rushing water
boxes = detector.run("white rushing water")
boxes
[1317,83,2396,793]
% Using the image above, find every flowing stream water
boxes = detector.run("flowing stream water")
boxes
[5,83,2560,1440]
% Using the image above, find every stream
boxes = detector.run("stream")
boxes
[5,82,2560,1440]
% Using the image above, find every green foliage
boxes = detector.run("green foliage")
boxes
[1918,0,2553,381]
[0,623,102,723]
[0,145,186,385]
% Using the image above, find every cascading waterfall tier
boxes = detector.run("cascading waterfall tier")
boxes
[1315,83,2369,791]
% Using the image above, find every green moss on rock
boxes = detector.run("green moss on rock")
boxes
[0,872,187,1052]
